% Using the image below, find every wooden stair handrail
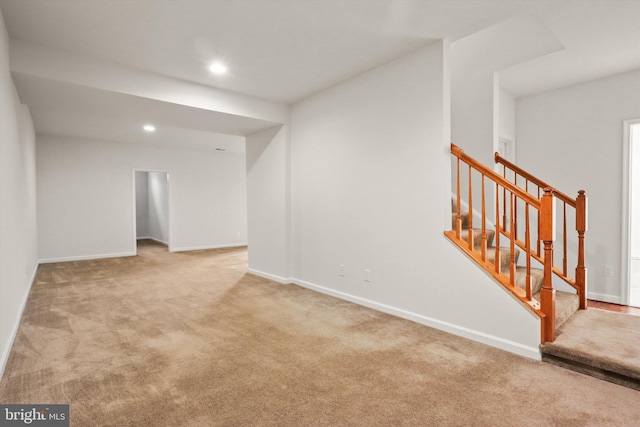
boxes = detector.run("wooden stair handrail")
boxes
[452,144,540,208]
[494,151,575,207]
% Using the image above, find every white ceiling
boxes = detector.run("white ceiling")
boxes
[499,1,640,96]
[12,73,270,153]
[0,0,539,103]
[1,0,639,147]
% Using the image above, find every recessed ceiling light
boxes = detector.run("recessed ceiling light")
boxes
[143,124,156,132]
[208,62,227,75]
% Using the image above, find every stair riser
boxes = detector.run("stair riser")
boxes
[542,354,640,391]
[460,229,495,250]
[486,248,519,274]
[451,213,469,230]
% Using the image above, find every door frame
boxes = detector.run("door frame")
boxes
[132,169,172,255]
[621,119,640,305]
[498,137,515,163]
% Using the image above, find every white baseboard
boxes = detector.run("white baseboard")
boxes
[292,278,541,361]
[39,252,136,264]
[0,264,39,380]
[587,292,621,304]
[137,236,167,245]
[245,265,541,359]
[171,243,247,252]
[247,268,292,285]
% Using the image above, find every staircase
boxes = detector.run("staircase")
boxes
[450,200,580,332]
[444,144,588,345]
[445,144,640,391]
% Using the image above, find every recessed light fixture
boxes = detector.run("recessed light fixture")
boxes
[143,124,156,132]
[208,62,227,75]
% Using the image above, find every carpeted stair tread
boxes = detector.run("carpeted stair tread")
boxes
[531,290,579,330]
[540,308,640,390]
[459,228,495,249]
[515,267,545,295]
[486,246,519,274]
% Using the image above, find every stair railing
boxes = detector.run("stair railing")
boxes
[446,144,587,344]
[494,152,588,312]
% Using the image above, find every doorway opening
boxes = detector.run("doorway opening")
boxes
[624,121,640,307]
[133,170,171,254]
[498,137,515,162]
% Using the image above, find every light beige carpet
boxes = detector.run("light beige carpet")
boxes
[1,240,639,426]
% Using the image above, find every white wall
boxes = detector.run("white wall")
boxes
[450,12,563,184]
[246,125,290,281]
[450,13,562,166]
[135,170,149,238]
[631,125,640,305]
[289,41,540,359]
[0,8,38,378]
[516,69,640,303]
[37,135,248,261]
[450,38,499,226]
[499,89,516,144]
[630,124,640,258]
[451,70,496,164]
[449,69,498,227]
[147,171,170,244]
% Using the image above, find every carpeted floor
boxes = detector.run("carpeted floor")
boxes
[1,240,639,426]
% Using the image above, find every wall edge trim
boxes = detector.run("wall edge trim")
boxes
[291,277,541,360]
[243,267,540,360]
[247,268,292,284]
[38,252,135,264]
[587,292,621,304]
[0,263,39,380]
[172,243,248,252]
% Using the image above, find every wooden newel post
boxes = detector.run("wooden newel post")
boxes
[540,188,556,343]
[576,190,588,309]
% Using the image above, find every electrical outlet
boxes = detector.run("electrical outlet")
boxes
[364,269,371,283]
[339,264,345,277]
[603,266,614,278]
